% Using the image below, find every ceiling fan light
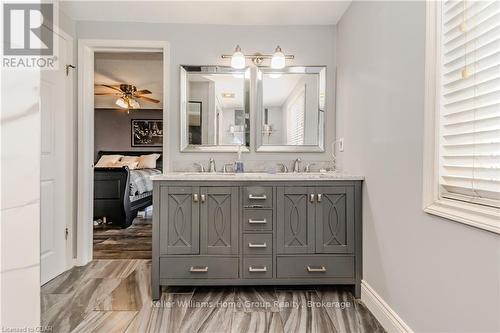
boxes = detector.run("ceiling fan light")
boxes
[271,45,286,69]
[231,45,246,69]
[115,97,128,109]
[129,98,140,109]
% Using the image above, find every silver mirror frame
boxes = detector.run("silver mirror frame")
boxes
[255,66,326,153]
[180,65,251,153]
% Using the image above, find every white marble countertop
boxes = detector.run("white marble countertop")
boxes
[151,171,364,181]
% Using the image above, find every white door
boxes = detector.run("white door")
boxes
[40,33,72,284]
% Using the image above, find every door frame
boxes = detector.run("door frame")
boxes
[76,39,170,266]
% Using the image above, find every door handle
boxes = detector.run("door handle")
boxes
[200,194,206,203]
[317,194,322,202]
[249,266,267,272]
[190,266,208,273]
[310,194,316,203]
[248,218,267,224]
[307,266,326,272]
[193,193,199,202]
[248,194,267,200]
[248,242,267,248]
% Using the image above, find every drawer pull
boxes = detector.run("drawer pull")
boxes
[248,242,267,248]
[248,194,267,200]
[248,218,267,224]
[189,266,208,273]
[249,266,267,272]
[200,194,206,203]
[317,193,322,202]
[307,266,326,272]
[193,193,199,202]
[310,194,315,203]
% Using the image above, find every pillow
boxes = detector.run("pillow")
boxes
[137,153,160,169]
[115,160,139,169]
[120,156,140,164]
[95,154,122,168]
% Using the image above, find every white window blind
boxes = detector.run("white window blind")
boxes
[439,0,500,208]
[286,88,305,145]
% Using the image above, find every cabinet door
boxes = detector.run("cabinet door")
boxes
[200,187,239,255]
[160,186,199,255]
[277,186,315,254]
[315,186,354,254]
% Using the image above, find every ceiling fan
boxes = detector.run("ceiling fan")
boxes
[94,84,160,109]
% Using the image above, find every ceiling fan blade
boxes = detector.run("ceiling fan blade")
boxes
[135,89,152,95]
[94,92,122,96]
[95,84,123,92]
[136,95,160,103]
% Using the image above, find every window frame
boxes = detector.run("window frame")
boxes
[423,1,500,234]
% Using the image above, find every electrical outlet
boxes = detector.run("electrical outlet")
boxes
[339,138,344,152]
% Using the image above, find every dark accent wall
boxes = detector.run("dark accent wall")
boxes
[94,108,162,159]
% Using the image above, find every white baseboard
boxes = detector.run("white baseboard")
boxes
[361,280,413,333]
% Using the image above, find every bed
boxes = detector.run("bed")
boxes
[93,151,162,228]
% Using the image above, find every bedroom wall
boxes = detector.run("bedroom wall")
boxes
[76,22,336,170]
[335,1,500,331]
[94,109,163,160]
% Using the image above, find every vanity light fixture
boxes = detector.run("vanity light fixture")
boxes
[222,45,294,69]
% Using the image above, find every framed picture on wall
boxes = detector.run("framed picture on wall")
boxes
[131,119,163,147]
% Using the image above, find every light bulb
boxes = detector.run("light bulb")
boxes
[231,45,245,69]
[271,45,286,69]
[115,97,128,109]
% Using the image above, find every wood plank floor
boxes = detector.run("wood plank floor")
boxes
[42,259,385,333]
[93,218,152,259]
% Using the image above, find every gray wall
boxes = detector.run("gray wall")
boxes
[94,109,163,159]
[336,2,500,332]
[76,22,336,171]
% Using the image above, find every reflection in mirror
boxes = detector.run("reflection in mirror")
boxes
[181,66,250,152]
[257,67,326,152]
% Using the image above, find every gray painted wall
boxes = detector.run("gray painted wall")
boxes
[76,22,336,171]
[336,2,500,332]
[94,109,163,160]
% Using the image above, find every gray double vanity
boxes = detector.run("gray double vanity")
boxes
[151,64,363,299]
[151,173,363,299]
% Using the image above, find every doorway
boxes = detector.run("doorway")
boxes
[77,40,170,265]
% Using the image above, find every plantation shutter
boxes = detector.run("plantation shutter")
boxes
[287,89,305,145]
[439,0,500,208]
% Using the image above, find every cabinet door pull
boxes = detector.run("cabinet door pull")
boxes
[248,194,267,200]
[249,266,267,272]
[248,242,267,248]
[307,266,326,272]
[248,218,267,224]
[317,193,322,202]
[193,193,199,202]
[190,266,208,273]
[200,194,206,203]
[310,194,316,203]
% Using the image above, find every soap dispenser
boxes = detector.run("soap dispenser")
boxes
[234,145,244,173]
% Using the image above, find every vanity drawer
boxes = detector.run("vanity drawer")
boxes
[243,186,273,208]
[243,209,272,231]
[243,234,272,255]
[160,257,239,279]
[243,257,273,279]
[276,256,354,279]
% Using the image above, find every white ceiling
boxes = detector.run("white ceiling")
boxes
[94,52,163,109]
[61,1,351,25]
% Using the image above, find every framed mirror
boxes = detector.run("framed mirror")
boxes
[180,65,250,152]
[256,66,326,152]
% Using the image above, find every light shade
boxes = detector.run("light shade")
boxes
[129,98,140,109]
[231,45,246,69]
[271,45,286,69]
[115,97,128,109]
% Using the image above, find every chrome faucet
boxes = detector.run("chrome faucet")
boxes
[292,158,302,173]
[194,162,205,173]
[208,158,217,173]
